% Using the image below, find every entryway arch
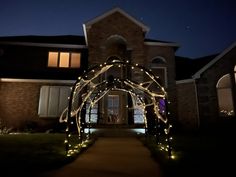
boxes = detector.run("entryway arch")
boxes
[60,60,173,158]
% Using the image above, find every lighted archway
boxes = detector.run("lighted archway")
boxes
[60,60,173,158]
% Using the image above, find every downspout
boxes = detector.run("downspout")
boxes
[193,79,200,129]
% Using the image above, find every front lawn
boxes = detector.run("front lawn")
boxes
[142,119,236,177]
[0,133,93,176]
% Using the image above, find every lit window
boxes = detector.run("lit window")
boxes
[216,74,234,117]
[59,52,70,67]
[71,53,81,68]
[134,108,144,124]
[48,52,58,67]
[48,51,81,68]
[85,101,98,123]
[107,95,119,123]
[150,57,167,88]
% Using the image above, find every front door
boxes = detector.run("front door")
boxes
[107,95,120,124]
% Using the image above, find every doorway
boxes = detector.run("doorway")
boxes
[107,95,120,124]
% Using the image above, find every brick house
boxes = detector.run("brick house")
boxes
[0,35,88,131]
[0,7,235,131]
[176,42,236,129]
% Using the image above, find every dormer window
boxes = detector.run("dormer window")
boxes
[48,51,81,68]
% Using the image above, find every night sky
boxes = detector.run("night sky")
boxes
[1,0,236,58]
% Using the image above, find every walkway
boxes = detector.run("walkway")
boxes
[38,137,163,177]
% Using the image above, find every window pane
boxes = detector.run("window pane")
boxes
[48,52,58,67]
[85,102,98,123]
[71,53,81,68]
[151,68,166,88]
[134,108,144,123]
[152,57,166,65]
[58,87,70,115]
[217,74,231,88]
[48,87,60,116]
[59,52,69,67]
[217,88,234,116]
[38,86,49,117]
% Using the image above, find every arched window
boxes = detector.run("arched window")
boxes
[150,56,167,88]
[152,56,166,65]
[216,74,234,116]
[105,35,127,60]
[107,55,121,63]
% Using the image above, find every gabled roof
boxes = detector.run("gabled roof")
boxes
[193,41,236,79]
[175,54,217,80]
[84,7,150,32]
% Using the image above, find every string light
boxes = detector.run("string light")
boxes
[61,61,172,159]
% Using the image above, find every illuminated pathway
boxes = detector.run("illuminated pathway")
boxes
[39,137,163,177]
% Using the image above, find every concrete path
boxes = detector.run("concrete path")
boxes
[38,137,163,177]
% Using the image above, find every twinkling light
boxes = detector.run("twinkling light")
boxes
[60,61,173,158]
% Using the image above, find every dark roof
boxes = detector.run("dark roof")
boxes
[144,38,179,51]
[0,35,86,45]
[175,54,218,80]
[144,38,177,44]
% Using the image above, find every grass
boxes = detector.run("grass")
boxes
[142,119,236,177]
[0,133,95,176]
[1,120,235,177]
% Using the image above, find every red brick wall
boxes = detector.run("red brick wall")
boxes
[0,81,71,131]
[176,81,199,129]
[144,45,177,124]
[196,47,236,125]
[86,12,146,65]
[85,12,178,124]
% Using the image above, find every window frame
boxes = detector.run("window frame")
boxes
[216,74,235,117]
[38,86,71,118]
[48,51,81,68]
[150,66,167,88]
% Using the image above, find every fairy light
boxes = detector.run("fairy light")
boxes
[62,61,172,158]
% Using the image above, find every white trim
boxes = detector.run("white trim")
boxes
[0,41,87,49]
[106,34,127,44]
[176,79,195,84]
[193,41,236,79]
[83,24,89,46]
[151,56,167,63]
[144,41,180,47]
[84,7,150,32]
[0,78,76,84]
[216,74,231,88]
